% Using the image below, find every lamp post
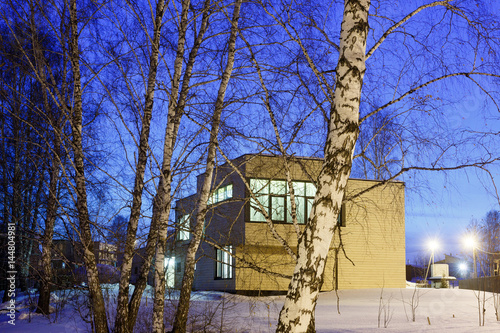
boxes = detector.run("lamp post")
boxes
[424,239,439,283]
[464,235,477,278]
[473,247,477,278]
[429,240,438,266]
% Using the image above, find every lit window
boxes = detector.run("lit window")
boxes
[271,196,285,221]
[208,184,233,205]
[249,178,316,224]
[250,179,268,222]
[216,246,233,279]
[226,184,233,199]
[177,214,190,240]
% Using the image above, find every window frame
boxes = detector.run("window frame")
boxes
[215,246,233,280]
[208,183,234,206]
[247,178,315,225]
[177,214,191,241]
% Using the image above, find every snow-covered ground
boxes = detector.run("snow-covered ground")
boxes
[1,285,499,332]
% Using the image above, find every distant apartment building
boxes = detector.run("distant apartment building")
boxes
[32,240,118,270]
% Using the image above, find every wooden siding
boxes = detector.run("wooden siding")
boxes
[236,178,405,291]
[235,245,294,291]
[243,155,322,181]
[334,180,406,289]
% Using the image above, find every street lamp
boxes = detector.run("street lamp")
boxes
[458,262,468,277]
[424,239,439,283]
[428,239,438,266]
[464,235,477,278]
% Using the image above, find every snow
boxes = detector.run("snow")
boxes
[1,285,499,332]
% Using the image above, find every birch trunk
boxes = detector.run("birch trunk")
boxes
[276,1,370,332]
[126,1,209,330]
[68,1,109,332]
[171,1,242,331]
[113,1,165,332]
[36,148,60,314]
[126,210,160,332]
[32,13,62,312]
[151,1,192,330]
[22,175,43,293]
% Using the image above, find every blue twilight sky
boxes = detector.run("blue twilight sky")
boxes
[89,0,500,264]
[404,152,500,265]
[400,63,500,264]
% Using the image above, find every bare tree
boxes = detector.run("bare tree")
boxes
[149,0,216,329]
[109,1,167,331]
[482,210,500,276]
[65,0,110,330]
[1,1,499,332]
[0,4,71,313]
[466,210,500,277]
[353,109,403,180]
[248,1,500,331]
[171,1,242,331]
[105,215,127,254]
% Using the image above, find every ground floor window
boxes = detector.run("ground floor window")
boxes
[164,257,175,288]
[216,246,233,279]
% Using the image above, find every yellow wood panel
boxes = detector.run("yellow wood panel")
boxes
[234,245,294,291]
[238,178,405,291]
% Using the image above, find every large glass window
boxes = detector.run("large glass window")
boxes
[216,246,233,279]
[249,178,316,224]
[177,214,190,240]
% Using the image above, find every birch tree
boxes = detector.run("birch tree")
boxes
[275,1,369,331]
[82,0,214,330]
[66,0,110,330]
[31,26,65,315]
[252,0,500,331]
[0,21,48,298]
[172,1,242,331]
[4,0,113,329]
[150,0,213,329]
[0,4,71,312]
[109,1,167,331]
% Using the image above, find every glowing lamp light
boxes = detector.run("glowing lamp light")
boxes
[459,263,467,272]
[423,238,439,282]
[464,235,477,249]
[464,234,478,278]
[427,239,439,252]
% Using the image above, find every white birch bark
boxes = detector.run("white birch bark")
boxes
[151,1,193,331]
[113,1,165,332]
[68,1,109,332]
[31,10,62,313]
[126,1,209,330]
[171,1,242,331]
[276,1,370,332]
